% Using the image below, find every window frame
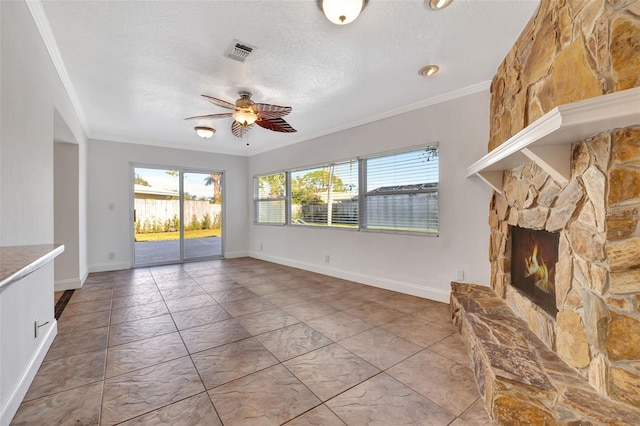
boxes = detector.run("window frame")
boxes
[360,145,439,236]
[289,159,360,230]
[252,144,439,237]
[253,171,288,226]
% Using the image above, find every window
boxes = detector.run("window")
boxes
[253,145,439,236]
[255,172,286,224]
[362,146,438,234]
[290,160,359,228]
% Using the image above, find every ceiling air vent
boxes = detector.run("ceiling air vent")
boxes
[225,40,256,62]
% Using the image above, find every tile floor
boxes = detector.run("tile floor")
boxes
[12,258,495,425]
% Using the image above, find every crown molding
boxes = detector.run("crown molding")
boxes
[25,0,89,133]
[249,81,492,156]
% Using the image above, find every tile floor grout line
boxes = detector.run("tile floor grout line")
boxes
[22,259,484,425]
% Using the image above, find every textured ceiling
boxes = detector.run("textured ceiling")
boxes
[40,0,540,156]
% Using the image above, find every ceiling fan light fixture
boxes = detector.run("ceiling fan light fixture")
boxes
[418,65,440,77]
[428,0,454,10]
[232,108,258,127]
[320,0,366,25]
[195,126,215,138]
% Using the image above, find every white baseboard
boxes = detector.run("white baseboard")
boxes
[88,261,130,273]
[248,251,450,303]
[224,251,249,259]
[0,321,57,426]
[54,277,82,291]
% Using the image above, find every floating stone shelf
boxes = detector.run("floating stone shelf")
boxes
[466,87,640,193]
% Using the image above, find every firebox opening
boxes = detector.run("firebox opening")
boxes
[510,226,560,318]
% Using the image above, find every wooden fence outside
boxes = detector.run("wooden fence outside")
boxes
[134,198,221,233]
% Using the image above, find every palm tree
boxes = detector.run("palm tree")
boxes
[204,174,222,203]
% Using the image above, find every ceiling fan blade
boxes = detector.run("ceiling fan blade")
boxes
[184,112,233,120]
[231,120,253,138]
[201,95,237,110]
[256,117,297,133]
[255,103,292,119]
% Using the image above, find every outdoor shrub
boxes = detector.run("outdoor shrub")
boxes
[143,219,152,234]
[135,220,141,234]
[189,214,199,231]
[201,213,212,229]
[152,217,163,233]
[171,214,180,231]
[164,219,171,232]
[213,213,221,229]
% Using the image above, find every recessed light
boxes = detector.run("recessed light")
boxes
[195,126,215,139]
[427,0,454,10]
[418,65,440,77]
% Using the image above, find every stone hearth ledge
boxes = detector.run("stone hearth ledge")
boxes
[450,282,640,425]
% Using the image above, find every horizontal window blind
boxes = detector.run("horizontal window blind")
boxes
[255,172,286,224]
[290,160,359,228]
[364,147,439,234]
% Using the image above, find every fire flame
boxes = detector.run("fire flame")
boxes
[523,244,554,293]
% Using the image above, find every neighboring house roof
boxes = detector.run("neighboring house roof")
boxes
[367,183,438,194]
[349,183,439,200]
[134,184,178,197]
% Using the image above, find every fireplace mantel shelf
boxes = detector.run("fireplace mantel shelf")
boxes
[466,87,640,193]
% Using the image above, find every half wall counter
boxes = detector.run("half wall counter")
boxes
[0,244,64,426]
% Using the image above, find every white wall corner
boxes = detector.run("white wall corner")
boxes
[80,270,89,286]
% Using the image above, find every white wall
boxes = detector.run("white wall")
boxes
[53,109,89,286]
[248,91,493,302]
[87,139,249,272]
[54,142,80,289]
[0,1,87,424]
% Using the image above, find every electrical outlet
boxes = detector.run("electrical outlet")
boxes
[324,255,330,264]
[108,252,115,260]
[260,244,264,251]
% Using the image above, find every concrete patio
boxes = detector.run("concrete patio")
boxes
[134,237,222,265]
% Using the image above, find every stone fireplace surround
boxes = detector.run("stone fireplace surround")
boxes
[449,1,640,423]
[452,125,640,425]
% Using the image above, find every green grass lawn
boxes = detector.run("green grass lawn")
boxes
[135,228,221,242]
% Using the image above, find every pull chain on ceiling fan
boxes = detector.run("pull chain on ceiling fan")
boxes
[186,91,296,138]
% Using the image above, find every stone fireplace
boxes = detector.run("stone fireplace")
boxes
[450,0,640,423]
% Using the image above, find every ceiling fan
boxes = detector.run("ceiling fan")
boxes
[186,91,296,138]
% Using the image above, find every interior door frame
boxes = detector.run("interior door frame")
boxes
[130,163,225,267]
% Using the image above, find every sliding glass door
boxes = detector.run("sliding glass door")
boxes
[132,165,223,266]
[183,171,223,260]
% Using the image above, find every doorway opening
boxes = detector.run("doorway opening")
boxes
[132,165,223,266]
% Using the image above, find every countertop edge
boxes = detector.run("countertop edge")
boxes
[0,245,65,290]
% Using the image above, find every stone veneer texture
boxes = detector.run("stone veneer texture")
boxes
[486,0,640,413]
[488,0,640,152]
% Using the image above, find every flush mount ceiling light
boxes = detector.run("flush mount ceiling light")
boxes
[418,65,440,76]
[194,126,215,139]
[232,108,258,127]
[427,0,454,10]
[318,0,368,25]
